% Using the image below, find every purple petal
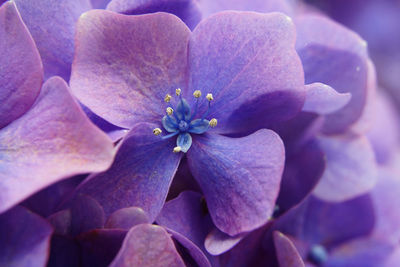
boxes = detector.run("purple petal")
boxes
[77,229,127,267]
[91,0,109,8]
[314,134,377,202]
[72,123,182,221]
[70,195,105,236]
[110,224,185,267]
[70,11,190,129]
[47,210,72,236]
[48,235,80,267]
[14,0,92,80]
[0,77,115,214]
[296,15,370,134]
[303,83,351,115]
[0,2,42,129]
[187,130,285,236]
[205,228,245,255]
[0,206,53,267]
[105,207,150,230]
[107,0,202,30]
[188,11,305,135]
[273,231,305,267]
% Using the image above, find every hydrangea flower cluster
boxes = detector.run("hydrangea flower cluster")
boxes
[1,0,399,266]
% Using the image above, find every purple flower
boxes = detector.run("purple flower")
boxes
[0,2,115,214]
[68,9,306,236]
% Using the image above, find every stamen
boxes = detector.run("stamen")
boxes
[206,93,214,101]
[193,90,202,98]
[153,128,162,136]
[175,88,181,96]
[173,146,182,153]
[162,131,179,140]
[164,94,172,103]
[166,107,174,115]
[209,118,217,127]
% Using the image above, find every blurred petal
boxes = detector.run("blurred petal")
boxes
[110,224,185,267]
[71,11,190,129]
[105,207,149,230]
[107,0,202,30]
[303,83,351,115]
[314,134,377,202]
[0,206,53,267]
[273,231,305,267]
[91,0,109,8]
[0,2,42,129]
[187,130,285,235]
[0,77,115,214]
[73,123,182,221]
[14,0,92,80]
[189,11,305,135]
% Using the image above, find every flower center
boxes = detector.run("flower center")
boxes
[152,88,217,153]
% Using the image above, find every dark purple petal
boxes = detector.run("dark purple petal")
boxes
[47,235,80,267]
[47,210,72,236]
[107,0,202,30]
[0,77,115,214]
[70,195,105,236]
[296,15,370,134]
[105,207,150,230]
[77,229,127,267]
[14,0,92,80]
[205,228,245,255]
[187,130,285,236]
[73,123,182,221]
[314,134,377,202]
[273,231,305,267]
[70,11,190,129]
[0,1,42,129]
[0,206,53,267]
[110,224,185,267]
[303,83,351,115]
[188,11,305,135]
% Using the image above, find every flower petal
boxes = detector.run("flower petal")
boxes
[189,119,210,134]
[205,228,245,255]
[176,98,192,121]
[314,134,377,202]
[14,0,92,80]
[187,130,285,236]
[273,231,305,267]
[177,132,192,153]
[162,115,178,133]
[110,224,185,267]
[72,123,182,221]
[302,83,351,115]
[107,0,202,30]
[0,206,53,267]
[105,207,150,230]
[0,2,42,129]
[188,11,305,135]
[0,77,115,214]
[70,11,190,129]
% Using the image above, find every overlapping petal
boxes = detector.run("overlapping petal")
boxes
[70,11,190,129]
[187,129,285,235]
[0,77,115,213]
[273,231,305,267]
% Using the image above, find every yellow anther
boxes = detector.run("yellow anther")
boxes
[173,146,182,153]
[175,88,181,96]
[209,118,217,127]
[193,90,202,98]
[164,94,172,103]
[206,93,213,101]
[166,107,174,115]
[153,128,162,136]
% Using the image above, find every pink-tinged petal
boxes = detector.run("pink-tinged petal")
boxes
[107,0,202,30]
[0,77,115,214]
[187,130,285,236]
[189,11,305,135]
[302,83,351,115]
[273,231,305,267]
[71,11,190,129]
[110,224,185,267]
[72,123,182,221]
[13,0,92,80]
[314,134,377,202]
[296,15,370,134]
[105,207,150,230]
[205,228,245,255]
[0,206,53,267]
[199,0,293,18]
[77,229,127,267]
[0,2,42,129]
